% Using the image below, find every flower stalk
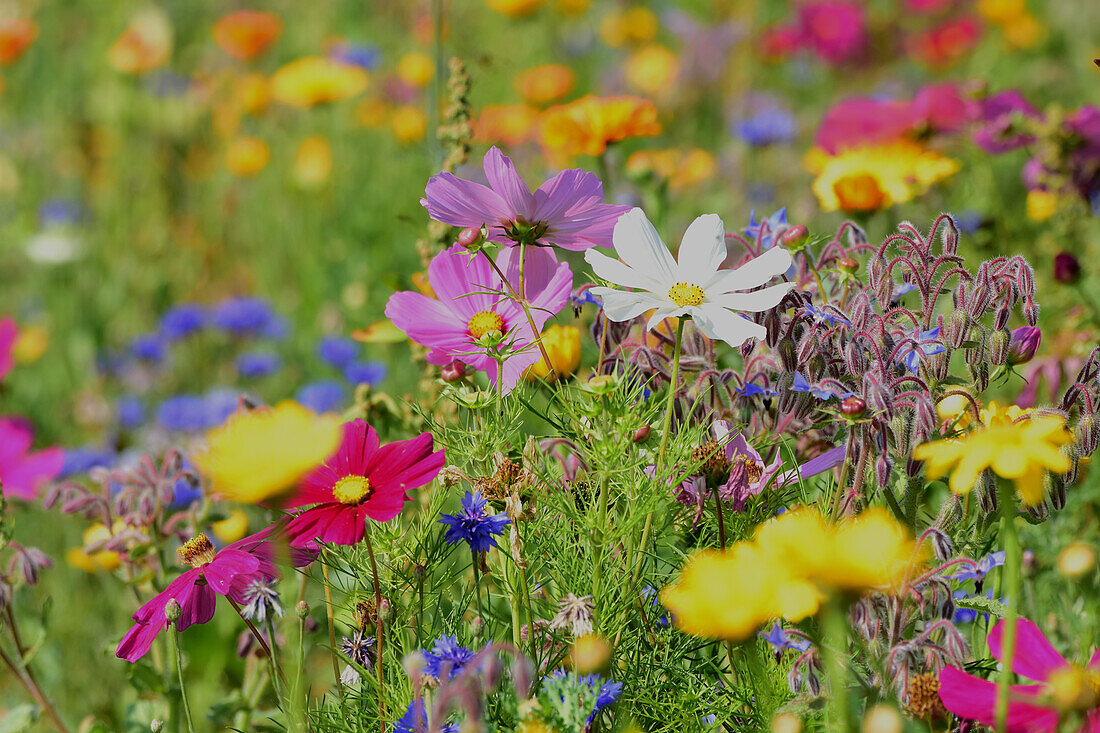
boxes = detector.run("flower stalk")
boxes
[995,478,1022,733]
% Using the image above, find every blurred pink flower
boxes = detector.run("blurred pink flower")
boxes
[815,98,919,153]
[797,1,867,65]
[421,146,629,251]
[912,83,981,133]
[974,90,1042,153]
[0,417,64,500]
[0,317,16,382]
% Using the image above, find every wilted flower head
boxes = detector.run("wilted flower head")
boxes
[550,593,595,637]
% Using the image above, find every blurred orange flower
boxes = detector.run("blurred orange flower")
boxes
[626,148,715,190]
[906,17,982,68]
[514,64,575,105]
[0,17,37,66]
[294,135,332,189]
[109,8,172,74]
[213,10,282,61]
[225,136,270,177]
[473,103,540,145]
[271,56,368,108]
[234,72,270,116]
[540,95,661,158]
[599,6,658,48]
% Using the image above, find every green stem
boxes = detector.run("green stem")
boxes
[823,597,852,732]
[364,531,387,733]
[171,626,196,733]
[320,560,345,698]
[591,472,611,629]
[996,479,1022,733]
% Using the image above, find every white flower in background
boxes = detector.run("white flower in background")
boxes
[584,208,796,348]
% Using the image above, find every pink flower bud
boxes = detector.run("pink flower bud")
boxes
[778,224,808,247]
[441,360,467,382]
[1007,326,1041,366]
[633,425,651,443]
[457,226,485,249]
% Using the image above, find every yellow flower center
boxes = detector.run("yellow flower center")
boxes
[833,174,886,213]
[667,282,705,307]
[332,475,373,505]
[177,533,216,568]
[468,310,505,339]
[1046,666,1100,712]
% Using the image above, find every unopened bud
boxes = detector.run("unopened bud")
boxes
[927,528,954,561]
[838,257,859,274]
[1023,297,1039,326]
[165,599,182,623]
[1076,414,1100,455]
[989,329,1010,366]
[456,226,485,249]
[946,309,970,349]
[777,338,797,372]
[468,615,484,639]
[1053,252,1081,284]
[1007,326,1041,366]
[632,425,651,443]
[296,601,309,619]
[840,396,866,417]
[441,360,467,382]
[778,224,808,247]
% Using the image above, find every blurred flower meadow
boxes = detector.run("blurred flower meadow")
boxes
[1,0,1099,731]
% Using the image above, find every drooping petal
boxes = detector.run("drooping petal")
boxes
[612,208,677,287]
[706,247,794,293]
[676,214,726,284]
[482,147,536,220]
[988,619,1070,682]
[709,282,797,312]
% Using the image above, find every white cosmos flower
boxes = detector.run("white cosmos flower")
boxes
[584,208,796,348]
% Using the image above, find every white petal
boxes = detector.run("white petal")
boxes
[692,304,766,348]
[709,282,797,312]
[591,287,663,323]
[645,305,687,332]
[706,247,793,293]
[676,213,726,284]
[584,249,665,292]
[613,208,677,287]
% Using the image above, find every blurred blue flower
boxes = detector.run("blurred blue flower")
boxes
[236,352,282,379]
[317,336,360,368]
[344,361,386,386]
[203,388,241,427]
[955,210,986,233]
[160,304,207,340]
[423,635,475,680]
[734,107,797,147]
[59,446,116,478]
[295,381,345,413]
[116,396,146,430]
[329,42,380,70]
[745,208,787,249]
[438,491,509,553]
[171,476,203,508]
[129,334,167,363]
[157,395,209,431]
[38,198,83,226]
[213,297,286,338]
[953,589,1003,624]
[760,622,811,653]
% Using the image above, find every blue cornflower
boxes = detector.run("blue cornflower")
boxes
[203,388,241,427]
[745,207,787,249]
[791,372,854,401]
[345,361,387,386]
[950,551,1005,585]
[295,381,345,413]
[438,491,509,553]
[129,334,166,363]
[317,336,360,368]
[734,108,797,147]
[171,475,202,508]
[802,303,851,328]
[213,297,286,338]
[156,395,209,431]
[394,698,459,733]
[236,352,282,378]
[59,446,116,478]
[423,636,476,680]
[548,671,622,723]
[116,396,146,430]
[760,623,811,654]
[896,327,945,373]
[160,304,207,340]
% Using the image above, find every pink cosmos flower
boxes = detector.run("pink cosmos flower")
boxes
[815,97,920,153]
[0,417,64,500]
[117,530,279,662]
[797,1,867,65]
[385,244,571,392]
[0,317,16,381]
[284,419,445,549]
[912,83,981,134]
[938,618,1100,732]
[420,146,629,251]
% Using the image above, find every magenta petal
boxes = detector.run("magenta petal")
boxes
[176,583,217,632]
[938,666,1056,733]
[203,549,262,595]
[988,619,1070,682]
[0,417,34,464]
[0,445,64,500]
[422,172,510,228]
[482,147,535,220]
[0,317,16,381]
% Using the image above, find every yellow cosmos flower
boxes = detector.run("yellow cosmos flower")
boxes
[514,64,575,106]
[805,142,960,213]
[271,57,368,108]
[625,45,679,96]
[527,325,581,381]
[912,413,1073,505]
[485,0,546,18]
[225,136,270,177]
[194,401,342,504]
[293,135,333,190]
[397,51,434,88]
[539,95,661,159]
[212,509,249,544]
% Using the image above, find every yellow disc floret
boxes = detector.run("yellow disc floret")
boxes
[178,533,216,568]
[468,310,505,339]
[332,475,373,505]
[667,282,705,307]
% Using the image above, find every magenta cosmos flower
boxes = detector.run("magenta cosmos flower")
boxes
[421,146,629,251]
[0,317,16,382]
[284,419,445,549]
[939,618,1100,732]
[385,244,571,392]
[117,530,283,662]
[0,417,64,501]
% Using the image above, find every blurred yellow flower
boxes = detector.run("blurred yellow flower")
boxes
[271,57,368,109]
[66,524,121,573]
[977,0,1027,23]
[13,324,48,364]
[356,97,389,128]
[212,509,249,544]
[473,104,540,145]
[486,0,546,18]
[352,320,407,345]
[913,413,1072,505]
[626,148,715,190]
[1001,13,1045,49]
[1026,189,1057,221]
[0,17,37,66]
[570,634,611,672]
[235,72,270,116]
[397,51,434,88]
[294,135,333,189]
[527,325,581,381]
[539,95,661,159]
[514,64,575,105]
[772,713,802,733]
[806,142,959,213]
[225,136,270,177]
[109,7,173,75]
[555,0,591,16]
[599,6,658,48]
[1058,542,1096,578]
[625,45,679,96]
[391,105,428,144]
[194,401,342,504]
[212,10,281,61]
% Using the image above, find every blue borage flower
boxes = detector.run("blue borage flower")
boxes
[735,382,779,398]
[802,303,851,328]
[39,198,83,226]
[952,589,1003,624]
[745,207,787,249]
[950,551,1005,585]
[160,304,208,340]
[236,352,282,378]
[438,491,510,553]
[423,635,476,680]
[295,381,346,413]
[896,327,945,373]
[58,445,116,478]
[317,336,360,368]
[791,372,855,401]
[734,107,797,147]
[156,390,240,432]
[760,622,811,654]
[394,698,459,733]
